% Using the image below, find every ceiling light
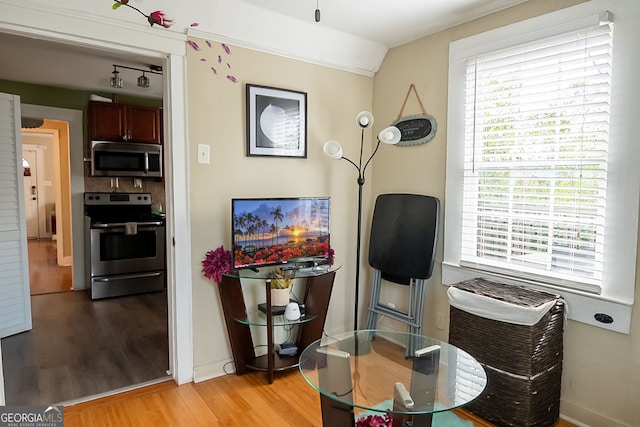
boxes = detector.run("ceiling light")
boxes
[109,64,162,90]
[110,66,123,89]
[315,0,320,22]
[137,72,150,88]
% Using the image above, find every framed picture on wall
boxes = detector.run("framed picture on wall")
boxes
[246,84,307,158]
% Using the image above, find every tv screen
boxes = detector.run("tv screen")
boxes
[232,197,330,269]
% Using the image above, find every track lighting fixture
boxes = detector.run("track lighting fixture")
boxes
[109,64,162,89]
[315,0,321,22]
[137,72,150,88]
[110,66,123,89]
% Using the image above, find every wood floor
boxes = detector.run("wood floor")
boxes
[16,240,576,426]
[1,290,169,405]
[63,370,578,427]
[27,239,72,295]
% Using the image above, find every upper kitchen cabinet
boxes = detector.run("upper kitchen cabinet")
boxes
[89,101,162,144]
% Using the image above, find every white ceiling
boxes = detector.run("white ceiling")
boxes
[0,0,527,99]
[238,0,527,47]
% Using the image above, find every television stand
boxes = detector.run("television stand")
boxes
[216,262,340,384]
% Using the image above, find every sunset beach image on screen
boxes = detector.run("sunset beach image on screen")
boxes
[231,197,330,269]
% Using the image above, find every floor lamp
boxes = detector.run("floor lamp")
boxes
[323,111,401,350]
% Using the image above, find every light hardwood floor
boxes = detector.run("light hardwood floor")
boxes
[27,239,72,295]
[63,335,577,427]
[64,370,577,427]
[20,239,575,426]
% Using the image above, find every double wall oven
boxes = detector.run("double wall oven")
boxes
[84,192,166,299]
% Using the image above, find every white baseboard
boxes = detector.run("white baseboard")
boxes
[561,399,628,427]
[193,360,235,383]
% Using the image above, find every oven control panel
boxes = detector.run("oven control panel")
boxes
[84,192,152,206]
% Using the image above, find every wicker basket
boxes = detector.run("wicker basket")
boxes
[448,278,565,427]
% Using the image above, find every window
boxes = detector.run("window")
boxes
[459,19,612,293]
[445,3,640,333]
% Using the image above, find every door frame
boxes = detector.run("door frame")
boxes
[0,7,193,399]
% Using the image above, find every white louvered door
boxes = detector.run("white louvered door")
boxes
[0,92,32,339]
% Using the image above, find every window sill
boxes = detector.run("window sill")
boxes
[442,262,633,334]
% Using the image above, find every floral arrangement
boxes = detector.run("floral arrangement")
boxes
[355,413,392,427]
[202,245,232,284]
[112,0,173,28]
[270,268,296,289]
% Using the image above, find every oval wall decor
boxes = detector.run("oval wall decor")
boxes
[391,113,437,146]
[391,84,437,146]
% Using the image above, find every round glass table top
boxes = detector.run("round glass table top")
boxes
[223,259,341,280]
[299,330,486,416]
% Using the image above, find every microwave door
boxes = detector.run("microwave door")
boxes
[91,141,162,177]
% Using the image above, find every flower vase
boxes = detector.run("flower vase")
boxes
[271,287,290,306]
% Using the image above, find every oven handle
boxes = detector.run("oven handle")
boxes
[93,271,163,282]
[92,221,164,228]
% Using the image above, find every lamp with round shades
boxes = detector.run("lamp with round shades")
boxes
[322,111,400,342]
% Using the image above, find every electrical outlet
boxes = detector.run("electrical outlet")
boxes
[436,312,445,330]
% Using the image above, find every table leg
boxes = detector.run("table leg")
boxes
[320,394,355,427]
[392,413,433,427]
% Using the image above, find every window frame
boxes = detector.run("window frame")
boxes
[444,0,640,334]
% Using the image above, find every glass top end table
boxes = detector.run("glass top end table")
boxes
[299,330,486,427]
[225,259,341,280]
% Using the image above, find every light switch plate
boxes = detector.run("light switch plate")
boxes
[197,144,210,164]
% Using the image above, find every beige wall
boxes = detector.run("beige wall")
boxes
[372,0,640,425]
[186,39,377,379]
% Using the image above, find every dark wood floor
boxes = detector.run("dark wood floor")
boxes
[1,287,169,405]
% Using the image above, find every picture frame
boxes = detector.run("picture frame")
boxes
[246,84,307,158]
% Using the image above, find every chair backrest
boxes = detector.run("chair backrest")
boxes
[368,193,440,284]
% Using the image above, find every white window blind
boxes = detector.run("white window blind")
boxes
[459,23,613,293]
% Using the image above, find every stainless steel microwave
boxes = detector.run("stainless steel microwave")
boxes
[91,141,162,178]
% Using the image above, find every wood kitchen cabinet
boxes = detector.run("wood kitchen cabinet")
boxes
[89,101,162,144]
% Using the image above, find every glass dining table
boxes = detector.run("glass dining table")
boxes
[299,330,487,427]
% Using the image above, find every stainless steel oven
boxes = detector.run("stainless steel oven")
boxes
[84,192,166,299]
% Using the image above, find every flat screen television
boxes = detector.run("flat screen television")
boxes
[232,197,330,269]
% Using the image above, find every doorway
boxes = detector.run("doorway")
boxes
[22,133,73,295]
[1,104,171,405]
[0,20,193,402]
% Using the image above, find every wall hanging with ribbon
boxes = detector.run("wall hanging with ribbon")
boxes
[390,84,437,146]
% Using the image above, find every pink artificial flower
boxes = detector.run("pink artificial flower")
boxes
[202,245,232,284]
[148,10,173,28]
[355,414,392,427]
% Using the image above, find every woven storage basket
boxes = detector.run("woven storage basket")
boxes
[448,278,564,427]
